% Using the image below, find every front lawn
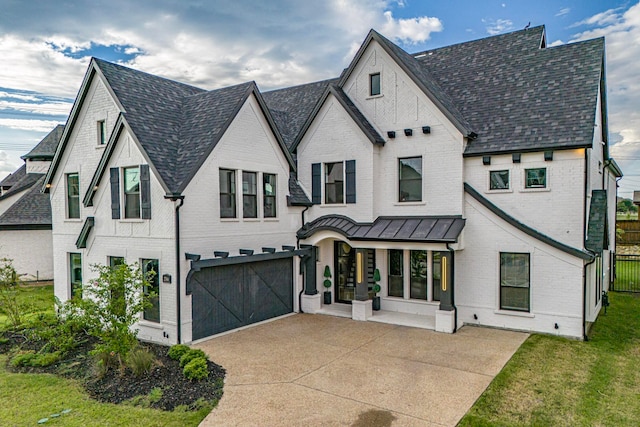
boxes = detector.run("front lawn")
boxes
[459,292,640,426]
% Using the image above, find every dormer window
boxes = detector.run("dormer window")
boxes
[97,120,106,145]
[370,73,381,96]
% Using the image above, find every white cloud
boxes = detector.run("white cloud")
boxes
[0,118,65,132]
[0,91,40,102]
[0,100,72,116]
[484,19,514,35]
[380,11,443,44]
[556,8,571,17]
[0,151,18,174]
[548,39,565,47]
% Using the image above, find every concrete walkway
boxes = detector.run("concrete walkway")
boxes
[195,314,527,426]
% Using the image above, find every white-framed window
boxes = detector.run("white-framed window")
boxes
[525,167,546,189]
[263,173,277,218]
[398,156,422,202]
[97,120,106,145]
[500,252,530,312]
[66,173,80,219]
[219,168,236,218]
[123,167,141,219]
[386,250,443,302]
[69,252,82,299]
[141,258,160,323]
[242,171,258,218]
[325,162,344,204]
[370,72,381,96]
[489,170,510,190]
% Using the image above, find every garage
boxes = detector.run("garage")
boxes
[188,256,294,340]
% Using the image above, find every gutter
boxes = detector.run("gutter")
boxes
[165,194,185,344]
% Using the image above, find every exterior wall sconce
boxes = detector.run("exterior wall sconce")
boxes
[262,247,276,253]
[512,153,521,163]
[387,131,396,138]
[239,249,254,256]
[282,245,295,251]
[544,150,553,161]
[482,156,491,165]
[214,251,229,258]
[404,128,413,136]
[185,253,201,262]
[422,126,431,134]
[162,274,172,284]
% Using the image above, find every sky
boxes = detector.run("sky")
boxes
[0,0,638,198]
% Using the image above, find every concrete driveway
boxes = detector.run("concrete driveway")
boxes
[195,314,527,426]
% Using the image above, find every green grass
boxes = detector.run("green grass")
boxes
[459,292,640,426]
[0,283,55,329]
[0,355,212,426]
[613,260,640,291]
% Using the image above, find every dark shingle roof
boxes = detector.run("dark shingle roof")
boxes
[298,214,465,243]
[0,168,42,201]
[585,189,607,252]
[288,172,311,206]
[414,26,604,155]
[22,125,65,160]
[263,78,337,149]
[0,164,26,188]
[0,175,51,229]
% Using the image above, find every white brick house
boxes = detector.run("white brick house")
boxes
[46,25,621,344]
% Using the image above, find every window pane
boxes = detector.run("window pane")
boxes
[490,170,510,190]
[399,157,422,202]
[388,250,403,297]
[219,169,236,218]
[97,120,106,145]
[410,250,427,300]
[69,253,82,298]
[370,73,381,96]
[243,171,257,218]
[67,173,80,219]
[500,253,530,311]
[263,174,277,218]
[325,162,344,204]
[142,259,160,322]
[432,252,442,301]
[525,168,546,188]
[124,167,141,218]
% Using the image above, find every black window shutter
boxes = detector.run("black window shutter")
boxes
[346,160,356,204]
[110,167,120,219]
[140,164,152,219]
[311,163,321,204]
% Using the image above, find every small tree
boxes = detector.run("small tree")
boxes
[0,258,23,328]
[75,262,152,369]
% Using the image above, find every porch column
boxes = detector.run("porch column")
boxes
[303,245,318,295]
[436,251,456,333]
[352,248,373,321]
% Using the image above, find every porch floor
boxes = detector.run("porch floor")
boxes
[316,304,436,330]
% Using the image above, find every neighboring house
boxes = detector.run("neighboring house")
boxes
[0,125,64,281]
[46,25,621,344]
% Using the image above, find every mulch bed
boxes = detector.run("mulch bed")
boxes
[0,330,225,411]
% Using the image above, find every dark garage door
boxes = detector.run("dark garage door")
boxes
[190,257,293,340]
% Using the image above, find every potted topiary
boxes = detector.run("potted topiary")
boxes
[372,268,381,311]
[323,265,332,305]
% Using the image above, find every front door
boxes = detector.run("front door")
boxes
[334,241,375,303]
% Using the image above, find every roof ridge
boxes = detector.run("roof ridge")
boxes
[264,77,339,94]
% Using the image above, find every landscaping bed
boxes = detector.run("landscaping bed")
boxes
[0,329,225,411]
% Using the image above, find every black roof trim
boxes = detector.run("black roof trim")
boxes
[298,214,465,243]
[606,158,623,178]
[464,183,593,260]
[0,224,52,231]
[462,144,592,158]
[75,216,95,249]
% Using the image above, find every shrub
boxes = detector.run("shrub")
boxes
[10,350,60,367]
[179,348,208,367]
[167,344,190,361]
[0,258,24,328]
[128,387,163,407]
[126,346,156,377]
[183,357,208,381]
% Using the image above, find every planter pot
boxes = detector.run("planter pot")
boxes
[324,291,332,305]
[372,296,381,311]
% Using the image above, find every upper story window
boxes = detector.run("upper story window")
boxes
[370,73,381,96]
[500,252,530,312]
[490,170,510,190]
[398,157,422,202]
[219,168,237,218]
[123,167,141,218]
[525,167,546,189]
[97,120,106,145]
[109,165,151,220]
[263,173,277,218]
[242,171,258,218]
[66,173,80,219]
[325,162,344,204]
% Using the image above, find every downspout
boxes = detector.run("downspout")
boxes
[582,253,596,341]
[582,149,590,341]
[446,243,458,332]
[297,206,310,313]
[165,194,185,344]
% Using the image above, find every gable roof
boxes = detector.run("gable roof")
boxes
[22,125,65,160]
[263,78,337,149]
[0,167,42,201]
[48,59,295,198]
[0,164,26,189]
[0,175,51,230]
[338,29,475,139]
[414,26,605,155]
